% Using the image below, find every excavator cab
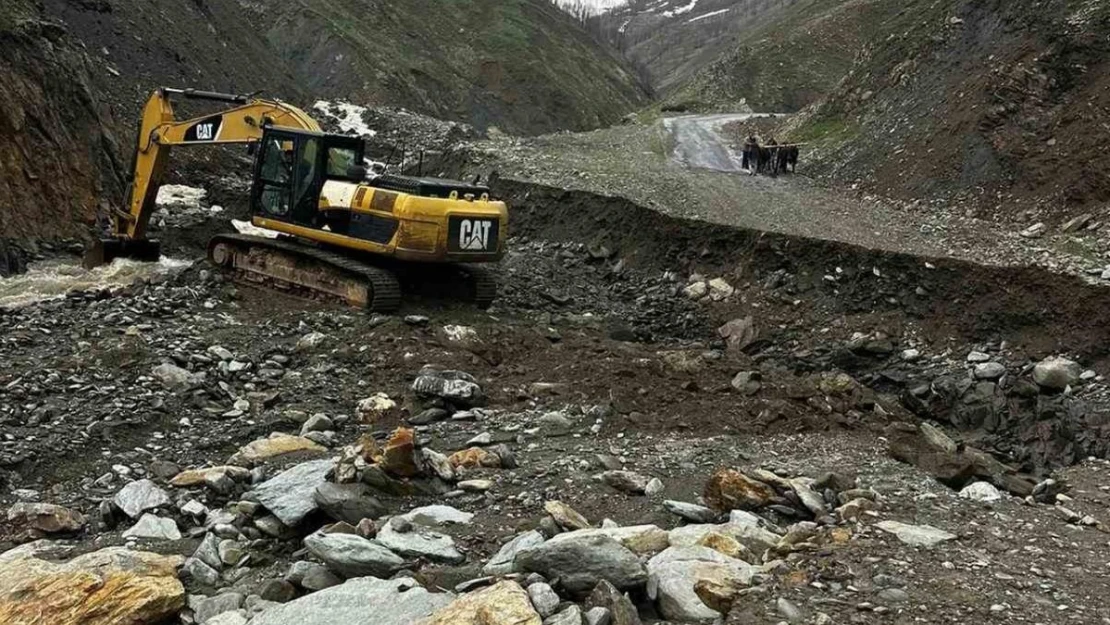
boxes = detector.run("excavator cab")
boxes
[249,127,365,228]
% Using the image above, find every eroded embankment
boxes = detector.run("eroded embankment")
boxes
[495,178,1110,366]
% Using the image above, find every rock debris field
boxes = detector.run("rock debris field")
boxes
[3,194,1110,625]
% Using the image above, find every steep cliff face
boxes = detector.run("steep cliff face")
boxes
[0,5,125,241]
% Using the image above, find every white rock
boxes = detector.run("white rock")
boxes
[959,481,1002,502]
[398,505,474,527]
[707,278,734,301]
[876,520,957,547]
[647,546,756,622]
[973,362,1007,380]
[1032,357,1081,390]
[114,479,170,519]
[122,513,181,540]
[251,576,451,625]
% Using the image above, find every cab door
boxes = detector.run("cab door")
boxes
[251,128,323,228]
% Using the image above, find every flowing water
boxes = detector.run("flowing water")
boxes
[0,256,192,309]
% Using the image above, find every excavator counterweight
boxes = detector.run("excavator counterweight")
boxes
[87,87,507,310]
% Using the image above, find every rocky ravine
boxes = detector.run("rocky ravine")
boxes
[3,179,1110,625]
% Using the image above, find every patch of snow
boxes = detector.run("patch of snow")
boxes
[312,101,378,138]
[556,0,627,15]
[662,0,698,17]
[156,184,207,209]
[687,7,730,22]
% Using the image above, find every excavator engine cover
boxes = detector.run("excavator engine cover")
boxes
[84,238,162,269]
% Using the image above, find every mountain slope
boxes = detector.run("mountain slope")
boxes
[263,0,649,134]
[790,0,1110,213]
[661,0,901,112]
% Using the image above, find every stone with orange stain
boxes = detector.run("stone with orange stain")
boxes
[169,466,251,488]
[379,428,420,478]
[0,541,185,625]
[448,447,501,470]
[418,580,540,625]
[702,468,777,512]
[228,433,325,467]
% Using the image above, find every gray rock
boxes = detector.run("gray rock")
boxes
[668,521,781,552]
[206,612,248,625]
[219,539,245,567]
[411,369,484,406]
[973,362,1006,380]
[599,471,650,495]
[1033,357,1081,390]
[528,582,561,617]
[421,449,455,481]
[182,556,221,586]
[777,597,803,623]
[484,530,546,575]
[545,604,582,625]
[398,504,474,527]
[585,606,611,625]
[304,531,407,578]
[586,580,640,625]
[248,459,336,526]
[301,566,343,592]
[515,533,646,595]
[152,362,201,390]
[959,481,1002,502]
[259,579,297,603]
[250,577,453,625]
[647,546,756,623]
[789,479,826,517]
[301,414,334,435]
[663,501,717,523]
[875,520,956,547]
[377,519,465,564]
[194,532,224,570]
[730,371,761,395]
[644,478,664,497]
[313,482,386,525]
[966,351,991,363]
[205,472,237,496]
[122,513,181,541]
[194,592,245,624]
[114,479,170,519]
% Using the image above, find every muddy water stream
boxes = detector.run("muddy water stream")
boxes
[0,257,191,309]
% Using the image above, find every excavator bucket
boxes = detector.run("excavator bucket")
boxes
[83,238,162,269]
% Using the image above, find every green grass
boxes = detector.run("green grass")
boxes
[791,115,856,144]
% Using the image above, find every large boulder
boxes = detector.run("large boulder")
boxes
[0,542,184,625]
[667,522,780,553]
[418,581,539,625]
[514,533,647,595]
[252,577,452,625]
[376,520,465,564]
[646,546,756,623]
[702,469,776,512]
[483,530,546,575]
[6,502,86,534]
[248,459,337,526]
[546,525,669,556]
[313,482,386,524]
[1032,357,1081,391]
[304,531,407,578]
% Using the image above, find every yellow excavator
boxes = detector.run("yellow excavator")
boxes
[87,87,507,310]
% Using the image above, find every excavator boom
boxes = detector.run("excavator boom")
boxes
[88,87,320,266]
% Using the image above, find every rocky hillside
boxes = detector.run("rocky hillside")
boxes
[263,0,648,134]
[788,0,1110,216]
[0,0,125,241]
[660,0,900,112]
[594,0,804,96]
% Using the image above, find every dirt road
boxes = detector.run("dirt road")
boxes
[662,113,768,172]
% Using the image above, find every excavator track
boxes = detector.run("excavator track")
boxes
[207,234,402,312]
[459,264,498,310]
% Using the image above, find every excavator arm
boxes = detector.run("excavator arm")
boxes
[88,87,321,266]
